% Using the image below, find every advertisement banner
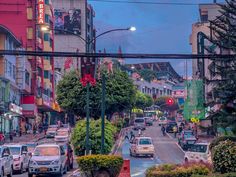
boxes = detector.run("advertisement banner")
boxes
[54,9,81,34]
[38,0,45,24]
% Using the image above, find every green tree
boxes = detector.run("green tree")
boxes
[56,70,136,119]
[138,69,156,82]
[71,119,117,155]
[208,0,236,135]
[135,91,153,111]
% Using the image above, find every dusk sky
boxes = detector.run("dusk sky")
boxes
[88,0,225,77]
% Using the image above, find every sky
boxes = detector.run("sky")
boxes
[88,0,225,77]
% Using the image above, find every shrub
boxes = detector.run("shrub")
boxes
[77,155,123,177]
[212,140,236,173]
[209,136,236,150]
[146,163,211,177]
[71,119,117,155]
[191,172,236,177]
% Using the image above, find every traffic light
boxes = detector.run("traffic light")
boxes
[166,98,174,105]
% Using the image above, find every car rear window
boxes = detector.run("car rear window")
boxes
[189,145,207,153]
[139,138,152,145]
[160,117,166,120]
[135,119,144,123]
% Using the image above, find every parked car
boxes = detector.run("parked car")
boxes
[46,127,58,138]
[58,143,74,170]
[184,143,212,164]
[133,118,146,130]
[62,124,71,133]
[144,117,153,126]
[130,137,155,157]
[28,144,67,177]
[49,125,59,129]
[158,117,168,126]
[166,122,178,133]
[0,146,13,177]
[6,144,30,174]
[178,130,197,150]
[54,129,70,142]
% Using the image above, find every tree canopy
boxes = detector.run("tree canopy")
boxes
[56,70,136,119]
[134,91,153,111]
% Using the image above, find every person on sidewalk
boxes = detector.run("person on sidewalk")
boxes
[124,131,129,140]
[161,125,166,136]
[173,126,178,138]
[9,131,13,142]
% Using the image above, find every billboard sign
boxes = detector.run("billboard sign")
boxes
[54,9,81,34]
[38,0,45,24]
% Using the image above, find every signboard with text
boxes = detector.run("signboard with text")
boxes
[38,0,45,24]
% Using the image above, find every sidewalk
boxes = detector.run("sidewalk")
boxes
[4,133,45,144]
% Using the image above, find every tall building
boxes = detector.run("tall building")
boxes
[52,0,96,73]
[0,0,59,129]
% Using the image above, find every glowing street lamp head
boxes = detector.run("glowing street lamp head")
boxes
[41,26,49,31]
[129,26,136,32]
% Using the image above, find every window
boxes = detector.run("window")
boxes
[44,33,49,41]
[44,0,49,5]
[45,14,50,23]
[8,61,12,77]
[27,8,33,20]
[25,71,30,85]
[44,56,50,61]
[44,70,49,79]
[0,87,5,102]
[37,67,42,76]
[27,28,33,39]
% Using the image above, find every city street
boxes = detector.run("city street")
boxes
[121,122,185,177]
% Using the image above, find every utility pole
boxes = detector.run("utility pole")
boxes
[101,72,105,154]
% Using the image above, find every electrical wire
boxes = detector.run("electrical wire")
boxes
[88,0,199,6]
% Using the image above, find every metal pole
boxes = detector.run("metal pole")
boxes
[85,82,90,155]
[101,73,105,154]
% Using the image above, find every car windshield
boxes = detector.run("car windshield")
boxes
[9,147,21,155]
[57,131,68,136]
[49,125,58,128]
[189,145,207,153]
[139,138,152,145]
[160,117,166,120]
[135,119,144,123]
[33,147,59,156]
[184,131,194,138]
[26,144,36,153]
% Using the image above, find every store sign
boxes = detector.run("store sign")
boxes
[38,0,45,24]
[9,103,23,115]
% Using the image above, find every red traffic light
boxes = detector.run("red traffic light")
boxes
[166,98,174,105]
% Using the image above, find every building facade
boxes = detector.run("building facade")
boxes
[0,0,58,131]
[52,0,96,73]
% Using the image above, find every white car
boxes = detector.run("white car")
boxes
[158,117,168,126]
[133,118,146,130]
[46,127,58,138]
[28,144,67,177]
[0,146,13,177]
[7,144,30,174]
[54,129,70,142]
[184,143,212,164]
[130,137,155,157]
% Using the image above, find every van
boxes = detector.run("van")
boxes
[134,118,146,130]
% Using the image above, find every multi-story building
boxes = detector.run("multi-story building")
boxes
[52,0,96,73]
[0,25,32,134]
[0,0,58,129]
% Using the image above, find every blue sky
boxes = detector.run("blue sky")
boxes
[88,0,225,77]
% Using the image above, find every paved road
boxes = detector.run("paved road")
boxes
[121,121,185,177]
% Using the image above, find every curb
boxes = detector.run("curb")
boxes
[166,133,185,153]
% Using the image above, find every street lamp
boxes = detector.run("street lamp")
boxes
[40,25,136,154]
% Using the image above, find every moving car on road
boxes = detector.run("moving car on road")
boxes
[166,121,178,133]
[178,130,197,150]
[133,118,146,130]
[54,129,70,142]
[130,137,155,157]
[28,144,67,177]
[158,117,167,126]
[6,144,30,174]
[0,146,13,177]
[46,127,58,138]
[184,143,212,164]
[144,117,153,126]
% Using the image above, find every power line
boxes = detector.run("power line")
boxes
[89,0,199,6]
[0,50,235,59]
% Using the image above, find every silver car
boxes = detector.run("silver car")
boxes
[28,144,67,177]
[133,118,146,130]
[0,146,13,177]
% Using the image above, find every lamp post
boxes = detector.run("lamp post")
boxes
[41,25,136,154]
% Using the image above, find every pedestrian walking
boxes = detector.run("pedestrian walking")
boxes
[138,129,142,136]
[161,125,166,136]
[124,131,129,140]
[173,126,178,138]
[179,126,183,135]
[9,131,13,142]
[130,130,135,141]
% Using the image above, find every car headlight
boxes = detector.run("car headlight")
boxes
[29,160,37,166]
[51,160,60,165]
